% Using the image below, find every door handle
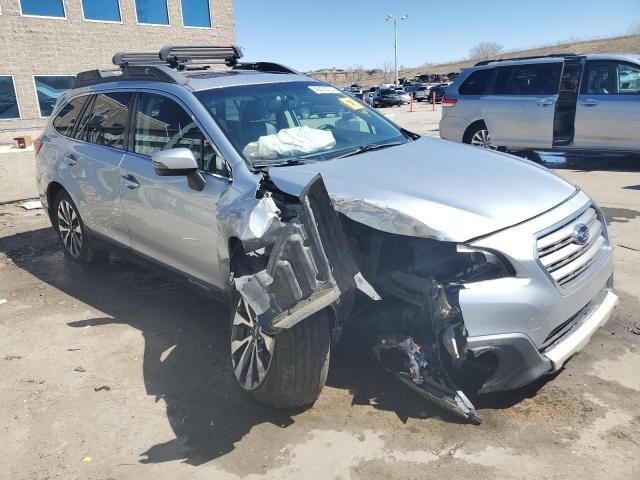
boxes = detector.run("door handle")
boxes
[63,154,77,166]
[537,99,554,107]
[580,99,598,107]
[121,174,139,190]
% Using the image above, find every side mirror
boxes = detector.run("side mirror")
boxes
[152,148,205,192]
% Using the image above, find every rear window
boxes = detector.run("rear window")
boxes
[52,96,88,137]
[494,63,562,95]
[459,69,493,95]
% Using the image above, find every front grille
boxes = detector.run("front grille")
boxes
[536,206,607,289]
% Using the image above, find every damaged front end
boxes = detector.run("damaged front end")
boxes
[229,172,502,424]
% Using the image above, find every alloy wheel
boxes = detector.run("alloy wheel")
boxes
[57,199,83,257]
[231,298,275,391]
[470,129,497,150]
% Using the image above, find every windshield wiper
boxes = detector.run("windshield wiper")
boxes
[252,158,313,169]
[335,142,405,159]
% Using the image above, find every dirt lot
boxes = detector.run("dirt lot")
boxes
[1,107,640,479]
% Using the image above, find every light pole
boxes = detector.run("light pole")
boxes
[385,14,408,86]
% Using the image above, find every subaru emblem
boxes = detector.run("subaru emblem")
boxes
[573,224,590,245]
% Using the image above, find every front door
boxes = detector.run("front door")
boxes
[483,62,563,149]
[119,92,232,289]
[574,60,640,150]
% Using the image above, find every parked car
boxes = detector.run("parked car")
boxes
[372,88,403,107]
[296,95,340,119]
[35,45,617,423]
[350,84,363,96]
[440,53,640,152]
[415,85,445,102]
[395,88,411,104]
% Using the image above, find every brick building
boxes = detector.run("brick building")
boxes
[0,0,235,141]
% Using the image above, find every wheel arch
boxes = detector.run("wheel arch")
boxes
[46,181,67,223]
[462,119,487,144]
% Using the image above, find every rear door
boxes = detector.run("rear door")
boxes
[118,91,231,288]
[482,61,562,149]
[65,91,133,246]
[573,60,640,150]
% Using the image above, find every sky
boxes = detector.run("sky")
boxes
[234,0,640,72]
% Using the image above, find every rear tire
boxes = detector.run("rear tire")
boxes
[52,190,99,262]
[465,122,497,150]
[230,296,331,409]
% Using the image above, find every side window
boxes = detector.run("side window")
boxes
[459,69,493,95]
[584,61,640,95]
[79,92,132,150]
[134,93,223,174]
[494,63,561,95]
[53,96,88,137]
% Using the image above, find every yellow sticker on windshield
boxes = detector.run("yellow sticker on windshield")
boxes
[339,97,365,111]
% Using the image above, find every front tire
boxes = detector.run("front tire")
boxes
[52,190,98,262]
[230,296,331,409]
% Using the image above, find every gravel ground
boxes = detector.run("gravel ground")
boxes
[1,105,639,479]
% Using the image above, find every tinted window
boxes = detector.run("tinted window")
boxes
[20,0,65,17]
[52,96,88,137]
[181,0,211,27]
[134,94,222,173]
[459,69,492,95]
[135,0,169,25]
[559,63,582,93]
[82,0,121,22]
[494,63,561,95]
[0,76,20,120]
[78,92,132,150]
[34,76,75,117]
[583,61,640,95]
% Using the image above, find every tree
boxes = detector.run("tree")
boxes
[469,41,504,61]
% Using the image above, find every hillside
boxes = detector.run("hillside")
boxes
[309,34,640,86]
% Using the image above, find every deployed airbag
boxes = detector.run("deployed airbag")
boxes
[242,126,336,160]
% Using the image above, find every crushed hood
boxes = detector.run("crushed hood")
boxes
[267,137,577,242]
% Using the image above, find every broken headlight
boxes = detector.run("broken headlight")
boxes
[454,245,514,283]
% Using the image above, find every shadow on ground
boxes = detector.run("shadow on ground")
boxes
[0,226,551,465]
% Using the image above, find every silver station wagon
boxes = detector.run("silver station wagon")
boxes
[440,53,640,152]
[35,45,617,424]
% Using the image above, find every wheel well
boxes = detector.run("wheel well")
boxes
[463,120,487,144]
[46,182,65,221]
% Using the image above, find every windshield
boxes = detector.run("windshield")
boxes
[195,81,408,167]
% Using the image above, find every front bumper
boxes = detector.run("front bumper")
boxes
[466,286,617,393]
[458,191,616,393]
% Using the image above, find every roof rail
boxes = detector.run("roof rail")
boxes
[474,53,581,66]
[233,62,299,74]
[74,65,188,89]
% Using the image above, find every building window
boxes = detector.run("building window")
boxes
[0,76,20,120]
[20,0,66,18]
[135,0,169,25]
[81,0,121,22]
[181,0,211,28]
[34,76,76,117]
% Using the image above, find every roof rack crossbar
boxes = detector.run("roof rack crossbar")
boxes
[474,53,581,66]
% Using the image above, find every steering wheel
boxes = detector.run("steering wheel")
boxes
[318,124,335,131]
